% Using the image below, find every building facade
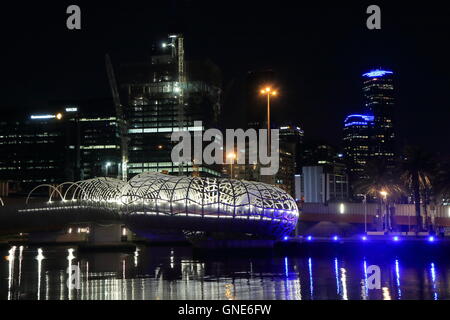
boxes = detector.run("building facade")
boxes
[343,114,374,182]
[362,69,396,166]
[279,124,304,174]
[0,101,121,193]
[342,69,397,197]
[295,165,349,203]
[117,34,222,177]
[0,113,69,191]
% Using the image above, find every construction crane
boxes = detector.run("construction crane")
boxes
[105,54,129,181]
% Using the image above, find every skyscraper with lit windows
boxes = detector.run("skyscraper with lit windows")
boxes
[362,69,396,166]
[343,114,374,181]
[343,69,396,197]
[117,34,222,178]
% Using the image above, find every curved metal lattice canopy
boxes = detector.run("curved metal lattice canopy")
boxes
[121,173,299,236]
[27,173,299,237]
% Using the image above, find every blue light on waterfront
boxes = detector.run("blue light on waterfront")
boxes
[363,259,369,299]
[308,258,314,299]
[334,258,340,295]
[395,260,402,299]
[284,257,289,278]
[306,236,313,241]
[393,236,400,242]
[333,236,339,241]
[430,263,438,300]
[428,236,435,242]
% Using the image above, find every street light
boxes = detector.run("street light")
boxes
[260,87,278,154]
[227,152,237,179]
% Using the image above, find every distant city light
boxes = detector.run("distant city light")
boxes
[227,152,237,160]
[393,236,400,242]
[56,113,63,120]
[65,107,78,112]
[363,69,393,78]
[30,115,56,120]
[428,236,435,242]
[362,236,367,241]
[339,203,345,214]
[306,236,313,241]
[333,236,339,241]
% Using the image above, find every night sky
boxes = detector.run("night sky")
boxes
[1,1,450,154]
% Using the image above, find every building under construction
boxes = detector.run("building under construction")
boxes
[110,34,222,178]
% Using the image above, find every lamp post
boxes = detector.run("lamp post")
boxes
[260,87,278,155]
[380,191,388,232]
[363,194,368,234]
[227,152,237,179]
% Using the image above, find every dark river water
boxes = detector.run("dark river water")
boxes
[0,245,448,300]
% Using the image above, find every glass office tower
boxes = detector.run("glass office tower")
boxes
[362,69,396,166]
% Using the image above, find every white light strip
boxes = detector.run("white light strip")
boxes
[128,126,204,134]
[30,115,56,120]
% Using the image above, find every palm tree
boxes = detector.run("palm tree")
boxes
[434,160,450,204]
[354,159,404,231]
[354,159,404,198]
[401,146,435,232]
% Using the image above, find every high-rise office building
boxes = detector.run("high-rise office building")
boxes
[279,124,304,174]
[362,69,396,165]
[0,101,121,193]
[343,114,374,181]
[299,141,344,168]
[49,100,122,181]
[117,34,222,177]
[341,69,396,197]
[0,113,69,191]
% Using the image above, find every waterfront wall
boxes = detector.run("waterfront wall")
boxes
[302,202,450,217]
[300,202,450,228]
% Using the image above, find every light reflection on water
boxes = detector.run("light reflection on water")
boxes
[0,246,448,300]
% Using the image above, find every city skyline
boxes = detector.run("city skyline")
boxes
[1,1,450,154]
[2,1,450,304]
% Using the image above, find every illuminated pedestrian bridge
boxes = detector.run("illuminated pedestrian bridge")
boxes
[21,173,299,239]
